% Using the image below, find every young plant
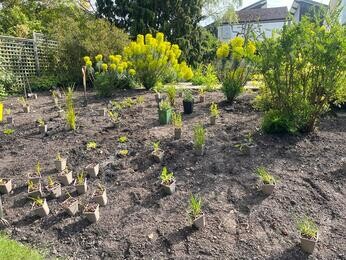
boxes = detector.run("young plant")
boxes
[183,90,193,102]
[56,152,62,161]
[210,102,219,117]
[166,85,177,106]
[37,118,45,127]
[118,149,129,156]
[159,100,171,111]
[76,171,85,185]
[297,217,318,239]
[3,129,14,135]
[153,141,160,153]
[199,87,205,96]
[35,161,41,176]
[188,194,203,220]
[136,96,145,104]
[244,132,253,144]
[18,96,27,107]
[160,167,174,185]
[27,180,38,191]
[256,167,276,185]
[47,176,55,188]
[172,112,182,128]
[65,87,76,130]
[30,196,44,207]
[5,109,11,115]
[193,124,205,150]
[118,136,128,143]
[108,110,119,124]
[87,141,97,150]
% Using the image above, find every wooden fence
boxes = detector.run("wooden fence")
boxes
[0,32,58,88]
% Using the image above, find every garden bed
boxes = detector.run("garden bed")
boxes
[0,88,345,259]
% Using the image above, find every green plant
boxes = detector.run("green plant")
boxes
[188,194,203,220]
[210,102,219,117]
[37,118,45,127]
[199,87,205,96]
[192,64,219,89]
[56,152,62,161]
[297,217,318,239]
[3,129,14,135]
[27,180,35,191]
[193,124,205,150]
[47,177,55,189]
[256,167,276,185]
[118,136,128,143]
[30,75,59,91]
[35,161,41,176]
[108,110,119,124]
[160,167,174,185]
[165,85,177,106]
[136,96,145,104]
[244,132,253,144]
[172,112,182,128]
[262,110,295,134]
[153,141,160,153]
[5,109,11,115]
[18,97,27,107]
[122,97,135,108]
[30,197,44,207]
[86,141,97,150]
[183,90,194,102]
[118,149,129,156]
[76,171,85,185]
[159,100,171,111]
[65,87,76,131]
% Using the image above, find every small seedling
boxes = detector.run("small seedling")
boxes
[110,100,123,111]
[118,149,129,156]
[199,88,205,96]
[56,152,62,161]
[87,141,97,150]
[27,180,38,191]
[172,112,182,128]
[3,129,15,135]
[166,85,177,106]
[76,171,85,185]
[37,118,45,127]
[188,194,202,220]
[122,98,135,108]
[153,141,160,153]
[30,197,44,207]
[160,167,174,185]
[118,136,128,143]
[210,102,219,117]
[35,161,41,176]
[297,217,318,239]
[193,124,205,150]
[245,132,253,144]
[47,176,55,188]
[256,167,276,184]
[108,110,119,124]
[136,96,144,104]
[159,100,171,111]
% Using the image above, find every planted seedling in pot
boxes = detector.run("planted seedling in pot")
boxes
[58,167,73,186]
[5,109,14,124]
[27,180,42,198]
[85,163,99,178]
[108,110,119,128]
[46,176,61,198]
[61,192,79,216]
[74,171,87,194]
[160,167,176,195]
[30,197,49,217]
[166,85,177,107]
[28,161,42,184]
[193,124,205,156]
[199,88,205,103]
[0,178,12,194]
[93,184,107,206]
[297,217,319,254]
[183,90,194,114]
[172,112,183,140]
[54,152,67,172]
[83,202,100,223]
[188,194,205,229]
[209,102,219,125]
[256,167,276,195]
[18,97,30,113]
[37,118,47,134]
[158,100,172,125]
[151,141,164,163]
[136,96,145,113]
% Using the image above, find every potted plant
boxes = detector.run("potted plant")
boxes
[58,167,73,186]
[0,178,12,194]
[160,167,176,195]
[117,149,129,158]
[45,176,61,198]
[83,203,100,223]
[199,88,205,103]
[193,124,206,156]
[61,193,79,216]
[234,133,254,156]
[107,110,119,128]
[28,161,42,184]
[298,217,319,254]
[172,112,183,140]
[93,184,107,206]
[27,180,42,198]
[96,108,106,117]
[183,90,194,114]
[188,194,205,229]
[86,163,99,178]
[158,100,172,125]
[137,96,145,113]
[30,197,50,217]
[5,109,13,124]
[74,171,87,194]
[151,141,164,163]
[54,152,67,172]
[166,85,177,107]
[37,118,47,134]
[18,97,30,113]
[256,167,276,195]
[209,102,219,125]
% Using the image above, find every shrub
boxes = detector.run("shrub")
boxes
[262,110,295,134]
[123,32,193,89]
[29,75,59,92]
[0,58,18,96]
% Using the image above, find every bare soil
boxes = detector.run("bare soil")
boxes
[0,88,345,260]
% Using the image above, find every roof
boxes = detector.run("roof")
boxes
[240,0,267,11]
[236,7,288,23]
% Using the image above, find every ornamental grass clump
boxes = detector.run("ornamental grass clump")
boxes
[124,32,193,89]
[297,216,319,253]
[193,124,205,155]
[65,87,76,131]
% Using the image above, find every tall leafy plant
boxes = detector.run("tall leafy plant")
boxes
[65,87,76,131]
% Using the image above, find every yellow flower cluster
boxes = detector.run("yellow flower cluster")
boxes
[83,56,93,68]
[216,36,256,61]
[178,62,193,80]
[216,43,230,59]
[95,54,103,62]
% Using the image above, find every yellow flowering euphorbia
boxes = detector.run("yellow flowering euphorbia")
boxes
[124,32,193,89]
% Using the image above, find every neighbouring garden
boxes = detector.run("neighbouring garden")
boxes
[0,0,345,259]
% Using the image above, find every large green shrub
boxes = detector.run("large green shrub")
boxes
[257,9,346,133]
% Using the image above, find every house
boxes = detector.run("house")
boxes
[290,0,328,22]
[330,0,346,24]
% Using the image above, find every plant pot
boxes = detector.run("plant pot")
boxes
[183,100,194,114]
[93,189,107,206]
[39,125,47,134]
[74,179,87,194]
[86,163,99,178]
[158,109,172,125]
[6,117,14,124]
[46,182,61,198]
[138,105,144,113]
[84,203,100,223]
[27,182,42,198]
[62,197,79,216]
[199,95,205,103]
[27,173,42,184]
[193,213,206,229]
[161,179,176,195]
[210,116,216,125]
[151,150,164,163]
[58,170,73,186]
[300,233,318,254]
[174,128,182,140]
[0,179,12,194]
[96,108,106,117]
[262,183,275,195]
[28,93,38,99]
[23,106,30,113]
[32,199,49,217]
[194,144,205,156]
[54,158,67,172]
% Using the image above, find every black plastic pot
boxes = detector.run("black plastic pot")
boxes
[183,100,194,114]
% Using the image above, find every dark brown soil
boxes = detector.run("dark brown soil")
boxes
[0,88,345,259]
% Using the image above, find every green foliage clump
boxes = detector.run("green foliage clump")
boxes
[193,124,205,150]
[188,194,203,220]
[65,87,76,131]
[29,75,59,91]
[3,129,15,135]
[191,64,219,90]
[256,167,276,185]
[262,110,295,134]
[165,85,177,106]
[160,167,174,185]
[210,102,219,117]
[172,112,182,128]
[159,100,171,111]
[86,141,97,150]
[297,217,319,239]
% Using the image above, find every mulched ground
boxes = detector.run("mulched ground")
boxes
[0,87,345,260]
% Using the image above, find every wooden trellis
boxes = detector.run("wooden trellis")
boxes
[0,32,58,88]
